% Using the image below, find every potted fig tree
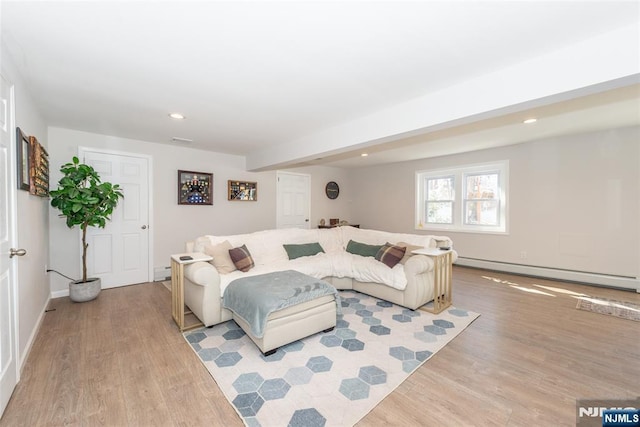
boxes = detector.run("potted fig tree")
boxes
[50,156,124,302]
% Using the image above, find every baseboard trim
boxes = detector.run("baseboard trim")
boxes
[50,289,69,298]
[19,295,50,374]
[456,257,640,291]
[154,266,171,282]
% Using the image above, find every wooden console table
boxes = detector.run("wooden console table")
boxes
[171,252,212,331]
[411,248,453,314]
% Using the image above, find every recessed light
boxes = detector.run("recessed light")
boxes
[169,113,185,120]
[523,118,537,124]
[361,153,369,157]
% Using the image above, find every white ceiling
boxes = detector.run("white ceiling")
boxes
[1,1,639,170]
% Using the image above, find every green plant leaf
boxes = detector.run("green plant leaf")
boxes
[50,157,124,281]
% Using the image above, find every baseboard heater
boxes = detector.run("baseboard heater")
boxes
[455,257,640,292]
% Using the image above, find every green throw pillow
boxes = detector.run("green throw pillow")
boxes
[346,240,383,258]
[283,242,325,260]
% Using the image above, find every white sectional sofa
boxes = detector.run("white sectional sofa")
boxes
[183,226,456,333]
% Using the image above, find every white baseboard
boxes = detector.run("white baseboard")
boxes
[19,296,50,374]
[50,278,165,299]
[154,266,171,282]
[50,289,69,298]
[456,257,640,292]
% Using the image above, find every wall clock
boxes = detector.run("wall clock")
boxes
[325,181,339,199]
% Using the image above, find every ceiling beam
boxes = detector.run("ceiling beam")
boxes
[247,24,640,171]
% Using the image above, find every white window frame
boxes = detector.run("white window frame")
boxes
[415,161,509,234]
[424,174,455,225]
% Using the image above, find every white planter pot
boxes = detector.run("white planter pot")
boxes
[69,278,101,302]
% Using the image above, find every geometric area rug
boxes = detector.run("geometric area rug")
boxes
[184,290,480,427]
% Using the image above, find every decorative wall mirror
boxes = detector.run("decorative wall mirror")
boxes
[228,180,257,201]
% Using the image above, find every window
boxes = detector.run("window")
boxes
[416,161,508,234]
[426,176,454,224]
[464,172,499,226]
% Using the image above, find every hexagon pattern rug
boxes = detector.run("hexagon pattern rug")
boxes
[184,290,480,427]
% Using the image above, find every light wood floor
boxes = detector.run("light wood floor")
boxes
[1,267,639,426]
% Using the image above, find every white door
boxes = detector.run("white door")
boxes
[276,171,310,229]
[0,75,19,417]
[82,150,151,288]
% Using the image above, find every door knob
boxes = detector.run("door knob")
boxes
[10,248,27,258]
[141,225,147,229]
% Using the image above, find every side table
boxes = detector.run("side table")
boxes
[171,252,212,331]
[411,248,453,314]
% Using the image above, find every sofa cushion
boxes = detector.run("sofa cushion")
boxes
[346,240,382,258]
[396,241,423,265]
[204,240,237,274]
[341,227,434,248]
[229,244,255,272]
[217,255,335,294]
[283,242,325,260]
[344,252,408,290]
[375,243,406,268]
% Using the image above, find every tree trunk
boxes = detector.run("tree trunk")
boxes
[81,223,88,282]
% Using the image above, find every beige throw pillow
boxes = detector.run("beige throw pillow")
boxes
[204,240,236,274]
[396,241,422,265]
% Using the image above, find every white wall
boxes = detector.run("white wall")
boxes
[350,127,640,285]
[1,46,50,366]
[287,166,355,228]
[47,128,353,294]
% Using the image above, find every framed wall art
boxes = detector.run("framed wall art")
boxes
[228,180,257,201]
[178,170,213,205]
[16,127,30,191]
[29,135,49,197]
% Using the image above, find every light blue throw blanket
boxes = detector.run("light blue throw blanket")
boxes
[223,270,341,338]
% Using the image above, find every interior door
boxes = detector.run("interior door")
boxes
[0,75,18,418]
[82,150,151,288]
[276,171,310,229]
